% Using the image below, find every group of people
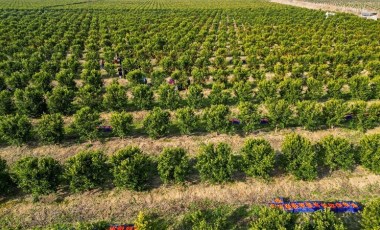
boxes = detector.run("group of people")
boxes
[99,54,124,79]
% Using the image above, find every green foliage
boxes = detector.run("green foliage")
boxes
[278,78,303,103]
[361,198,380,229]
[103,80,128,111]
[187,84,204,108]
[70,107,102,141]
[359,134,380,174]
[35,113,65,144]
[267,99,293,129]
[295,209,345,230]
[305,77,324,100]
[158,84,181,110]
[46,86,75,115]
[56,69,77,90]
[75,84,103,110]
[318,135,355,171]
[175,107,198,135]
[208,83,229,105]
[126,69,147,84]
[281,133,318,180]
[324,99,349,128]
[238,102,260,133]
[202,104,231,133]
[233,81,252,102]
[0,158,13,195]
[151,70,166,88]
[250,206,294,230]
[158,147,189,184]
[178,206,236,230]
[12,157,62,196]
[257,80,277,102]
[64,150,109,192]
[241,138,275,179]
[132,84,154,110]
[0,90,14,116]
[349,75,373,100]
[32,71,52,92]
[143,107,171,139]
[110,111,133,138]
[110,147,152,191]
[196,143,234,183]
[0,114,32,145]
[14,86,47,117]
[297,101,324,130]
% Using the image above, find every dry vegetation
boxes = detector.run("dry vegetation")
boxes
[0,166,379,228]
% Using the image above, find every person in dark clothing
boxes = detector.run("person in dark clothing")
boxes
[118,67,123,79]
[99,59,105,69]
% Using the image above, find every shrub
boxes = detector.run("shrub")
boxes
[208,83,229,105]
[257,80,278,102]
[296,101,324,130]
[143,107,171,139]
[126,69,147,84]
[158,84,181,110]
[187,84,204,108]
[281,133,318,180]
[75,84,103,110]
[318,135,355,171]
[0,114,32,145]
[250,206,294,230]
[178,206,235,230]
[151,70,166,88]
[64,150,109,192]
[103,80,128,111]
[12,157,62,196]
[324,99,349,128]
[241,139,275,179]
[175,107,198,135]
[267,99,293,130]
[110,112,133,138]
[70,107,102,141]
[233,81,253,102]
[110,147,152,191]
[14,86,47,117]
[35,113,64,144]
[349,75,373,100]
[296,209,345,230]
[132,84,154,110]
[238,102,260,133]
[361,198,380,229]
[32,71,52,92]
[202,104,231,133]
[359,134,380,174]
[278,78,303,103]
[158,147,189,184]
[0,90,14,116]
[196,143,234,183]
[56,69,77,90]
[305,77,324,100]
[0,158,13,195]
[46,86,75,115]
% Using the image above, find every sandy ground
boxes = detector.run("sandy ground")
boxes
[270,0,378,15]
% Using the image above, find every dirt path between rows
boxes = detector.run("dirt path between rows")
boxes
[270,0,377,15]
[0,167,378,228]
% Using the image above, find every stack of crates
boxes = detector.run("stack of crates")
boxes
[268,198,361,213]
[109,224,135,230]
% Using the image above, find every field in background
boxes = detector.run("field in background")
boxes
[0,0,380,228]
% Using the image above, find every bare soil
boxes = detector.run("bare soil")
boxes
[270,0,378,15]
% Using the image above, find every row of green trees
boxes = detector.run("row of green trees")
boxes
[1,134,380,197]
[2,72,380,118]
[1,99,379,145]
